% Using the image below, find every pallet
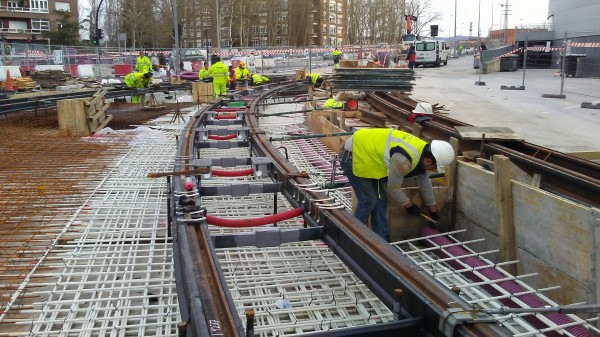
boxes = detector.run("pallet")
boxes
[57,90,112,136]
[85,90,113,133]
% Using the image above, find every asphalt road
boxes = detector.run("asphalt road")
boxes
[409,55,600,152]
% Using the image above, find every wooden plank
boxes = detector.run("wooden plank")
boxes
[92,114,112,133]
[565,151,600,161]
[388,186,452,241]
[339,111,346,130]
[494,155,517,275]
[57,98,90,136]
[295,69,306,80]
[89,103,110,122]
[84,90,106,107]
[411,123,422,138]
[448,137,459,226]
[310,110,361,119]
[311,116,350,153]
[455,126,524,141]
[340,60,358,68]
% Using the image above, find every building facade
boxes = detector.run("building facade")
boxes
[180,0,346,49]
[0,0,78,44]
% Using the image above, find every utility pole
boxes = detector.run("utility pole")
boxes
[215,0,220,52]
[327,0,331,47]
[477,0,481,40]
[173,0,180,74]
[454,0,457,42]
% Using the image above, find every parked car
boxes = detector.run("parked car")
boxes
[274,53,287,62]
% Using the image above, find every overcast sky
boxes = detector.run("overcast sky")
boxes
[427,0,550,38]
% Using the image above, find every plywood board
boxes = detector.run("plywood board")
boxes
[57,98,90,136]
[454,126,523,141]
[311,116,349,153]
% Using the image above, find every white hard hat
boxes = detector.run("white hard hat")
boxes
[430,140,455,168]
[413,102,434,115]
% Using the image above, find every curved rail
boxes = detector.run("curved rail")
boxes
[367,92,600,207]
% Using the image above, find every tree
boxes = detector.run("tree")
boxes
[405,0,442,38]
[41,10,81,45]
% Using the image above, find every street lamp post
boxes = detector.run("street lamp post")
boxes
[215,0,220,52]
[477,0,481,41]
[173,0,180,74]
[454,0,457,42]
[204,26,210,62]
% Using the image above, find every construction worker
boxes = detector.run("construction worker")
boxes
[324,95,343,109]
[209,56,229,98]
[235,61,249,88]
[198,62,211,81]
[135,51,152,73]
[332,48,341,68]
[249,73,270,86]
[338,129,455,241]
[228,65,236,91]
[306,73,323,87]
[125,72,152,103]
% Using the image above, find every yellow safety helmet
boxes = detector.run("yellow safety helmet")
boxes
[240,61,246,67]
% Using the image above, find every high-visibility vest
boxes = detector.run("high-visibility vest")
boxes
[235,67,249,80]
[199,67,211,80]
[136,56,152,72]
[261,76,269,83]
[307,73,320,85]
[324,98,343,109]
[251,74,262,85]
[125,72,145,87]
[209,62,229,84]
[332,50,341,57]
[352,129,427,179]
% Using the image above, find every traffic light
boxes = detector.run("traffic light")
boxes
[93,37,97,44]
[430,25,438,37]
[96,28,104,40]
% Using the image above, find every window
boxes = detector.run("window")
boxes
[281,14,287,21]
[57,22,63,30]
[31,19,49,31]
[251,26,257,34]
[202,8,210,15]
[416,42,435,51]
[251,38,259,46]
[7,1,19,8]
[222,27,230,36]
[276,37,281,45]
[30,0,48,12]
[259,26,266,35]
[9,20,27,30]
[261,39,267,46]
[55,1,70,11]
[203,39,212,47]
[203,18,211,26]
[329,15,335,23]
[222,39,230,47]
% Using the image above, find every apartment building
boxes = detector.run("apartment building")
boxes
[0,0,78,43]
[181,0,346,49]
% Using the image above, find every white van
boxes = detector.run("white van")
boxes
[415,40,449,67]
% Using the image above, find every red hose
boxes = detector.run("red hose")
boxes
[212,168,254,177]
[214,115,237,120]
[420,226,591,337]
[214,108,246,112]
[208,134,237,140]
[206,208,303,228]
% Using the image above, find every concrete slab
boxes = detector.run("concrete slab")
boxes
[410,56,600,152]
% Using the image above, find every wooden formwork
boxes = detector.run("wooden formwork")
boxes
[57,90,112,136]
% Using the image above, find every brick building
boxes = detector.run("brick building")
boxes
[0,0,79,44]
[181,0,346,49]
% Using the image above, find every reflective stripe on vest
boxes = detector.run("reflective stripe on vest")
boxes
[351,129,427,179]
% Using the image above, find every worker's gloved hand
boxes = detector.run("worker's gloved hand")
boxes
[429,212,440,222]
[406,204,421,216]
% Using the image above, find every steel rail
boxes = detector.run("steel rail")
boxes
[246,83,512,337]
[380,92,600,180]
[172,109,244,336]
[366,93,600,207]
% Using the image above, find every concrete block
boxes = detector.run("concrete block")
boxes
[34,65,65,71]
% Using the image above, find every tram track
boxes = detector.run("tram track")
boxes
[367,92,600,207]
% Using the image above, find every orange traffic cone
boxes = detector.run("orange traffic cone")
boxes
[4,69,14,91]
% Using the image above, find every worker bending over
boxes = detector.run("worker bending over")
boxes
[125,72,152,104]
[135,51,152,73]
[198,62,211,81]
[306,73,323,87]
[209,56,229,98]
[250,73,269,86]
[339,129,455,241]
[324,95,343,109]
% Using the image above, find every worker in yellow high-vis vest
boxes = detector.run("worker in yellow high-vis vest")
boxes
[209,56,229,98]
[338,128,455,241]
[135,51,152,73]
[125,72,152,103]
